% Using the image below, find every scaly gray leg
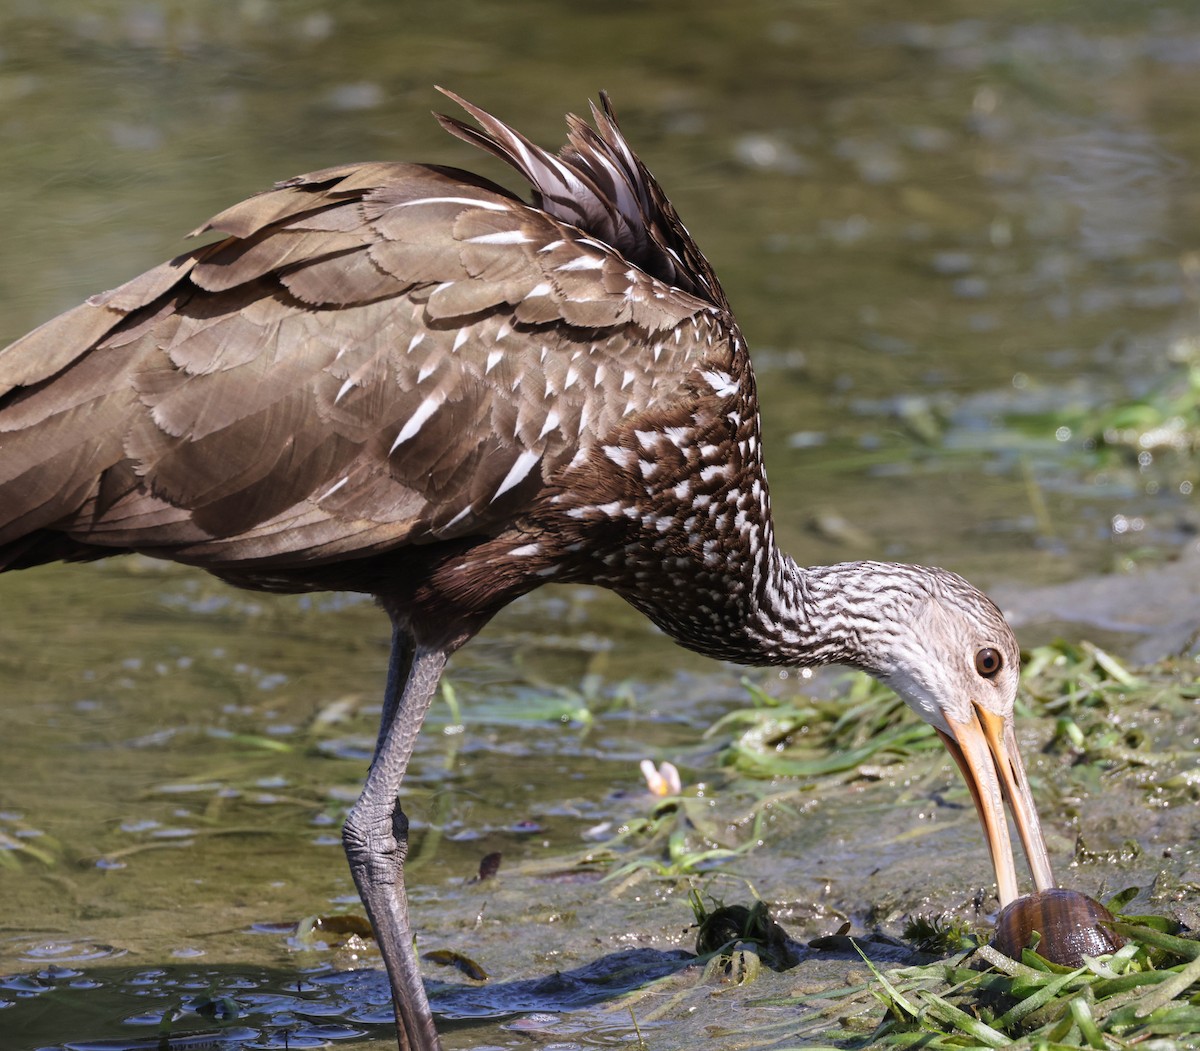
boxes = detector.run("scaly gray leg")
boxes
[343,623,448,1051]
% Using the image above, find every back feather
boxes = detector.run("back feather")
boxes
[434,88,728,310]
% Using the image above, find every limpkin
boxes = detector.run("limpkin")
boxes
[0,91,1055,1050]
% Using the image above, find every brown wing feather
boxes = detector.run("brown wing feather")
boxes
[0,160,723,580]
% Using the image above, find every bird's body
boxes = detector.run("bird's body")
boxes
[0,157,764,658]
[0,92,1055,1051]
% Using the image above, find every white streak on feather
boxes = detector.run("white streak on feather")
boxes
[701,370,738,397]
[556,255,604,272]
[465,229,532,244]
[491,450,540,501]
[396,196,509,211]
[317,476,350,501]
[603,445,634,469]
[443,505,474,530]
[390,393,444,450]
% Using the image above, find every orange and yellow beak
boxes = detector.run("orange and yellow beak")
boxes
[936,702,1055,907]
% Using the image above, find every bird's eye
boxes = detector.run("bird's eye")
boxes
[975,647,1003,678]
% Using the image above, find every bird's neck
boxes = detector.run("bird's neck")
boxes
[741,553,898,670]
[645,549,916,675]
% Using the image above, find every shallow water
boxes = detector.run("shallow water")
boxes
[1,2,1198,1048]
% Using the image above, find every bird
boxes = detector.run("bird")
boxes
[0,89,1056,1051]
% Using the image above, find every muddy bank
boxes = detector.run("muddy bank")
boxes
[995,538,1200,664]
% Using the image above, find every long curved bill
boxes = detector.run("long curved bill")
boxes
[936,702,1055,906]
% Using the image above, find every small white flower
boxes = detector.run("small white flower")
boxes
[639,759,682,797]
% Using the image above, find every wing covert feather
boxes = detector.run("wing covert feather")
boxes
[0,161,731,573]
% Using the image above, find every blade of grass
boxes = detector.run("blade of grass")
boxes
[1068,996,1106,1049]
[918,990,1010,1048]
[1133,954,1200,1018]
[849,940,919,1021]
[993,966,1086,1028]
[1081,642,1139,687]
[1113,922,1200,960]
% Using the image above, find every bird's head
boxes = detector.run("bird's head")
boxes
[817,562,1056,907]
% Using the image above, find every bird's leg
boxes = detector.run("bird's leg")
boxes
[343,622,448,1051]
[373,621,416,766]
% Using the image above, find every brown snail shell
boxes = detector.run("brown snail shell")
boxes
[992,888,1124,966]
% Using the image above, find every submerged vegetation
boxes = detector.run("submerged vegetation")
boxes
[678,889,1200,1049]
[839,918,1200,1049]
[5,598,1196,1049]
[584,640,1200,1049]
[711,672,944,780]
[1080,331,1200,469]
[708,639,1200,809]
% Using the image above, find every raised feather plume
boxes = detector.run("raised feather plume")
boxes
[434,87,729,311]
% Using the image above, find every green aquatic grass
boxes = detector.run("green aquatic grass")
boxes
[598,643,1199,1046]
[903,913,979,956]
[1020,640,1200,814]
[714,640,1198,807]
[674,900,1200,1050]
[1082,347,1200,462]
[560,637,1198,906]
[587,792,769,881]
[849,921,1200,1050]
[709,673,944,780]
